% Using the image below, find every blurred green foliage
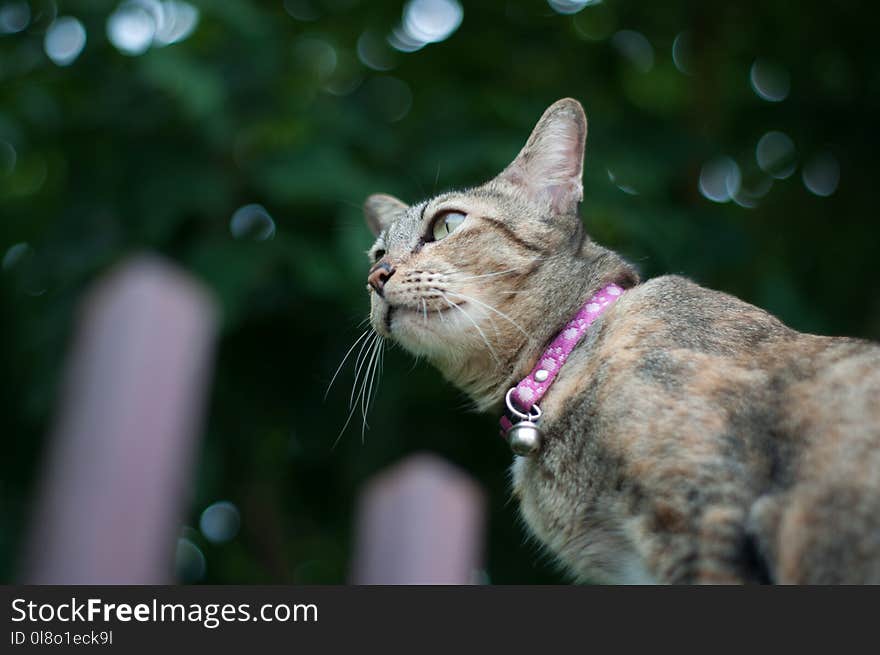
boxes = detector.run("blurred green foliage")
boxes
[1,0,878,583]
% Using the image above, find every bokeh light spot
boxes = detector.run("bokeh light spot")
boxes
[107,3,156,56]
[607,168,639,195]
[2,242,47,295]
[756,130,797,179]
[294,37,338,81]
[283,0,320,22]
[2,242,30,271]
[175,536,206,583]
[571,2,615,41]
[750,58,790,102]
[362,76,413,123]
[154,1,199,46]
[44,16,87,67]
[802,152,840,197]
[0,1,30,34]
[699,156,741,203]
[230,204,276,241]
[611,30,654,73]
[107,1,199,56]
[672,31,693,75]
[390,0,462,52]
[388,24,425,53]
[404,0,462,43]
[472,568,491,584]
[732,176,773,209]
[199,501,241,544]
[548,0,602,15]
[357,30,396,71]
[0,140,16,175]
[324,68,363,97]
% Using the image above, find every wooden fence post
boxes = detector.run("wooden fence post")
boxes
[23,255,218,584]
[351,453,486,584]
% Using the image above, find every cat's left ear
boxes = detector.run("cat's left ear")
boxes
[364,193,408,237]
[496,98,587,215]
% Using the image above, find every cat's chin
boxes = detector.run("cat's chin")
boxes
[374,299,456,341]
[373,303,466,365]
[379,309,439,357]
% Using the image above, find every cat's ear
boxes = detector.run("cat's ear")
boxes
[496,98,587,215]
[364,193,408,237]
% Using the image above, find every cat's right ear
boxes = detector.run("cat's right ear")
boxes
[364,193,408,237]
[495,98,587,215]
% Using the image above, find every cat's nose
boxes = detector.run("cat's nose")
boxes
[368,261,396,296]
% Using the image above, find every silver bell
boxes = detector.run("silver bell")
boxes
[504,388,544,457]
[508,420,542,456]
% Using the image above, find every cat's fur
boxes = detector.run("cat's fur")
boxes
[362,98,880,583]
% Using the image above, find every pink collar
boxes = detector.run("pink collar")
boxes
[500,283,625,452]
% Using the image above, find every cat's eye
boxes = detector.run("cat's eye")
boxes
[373,248,386,262]
[430,211,466,242]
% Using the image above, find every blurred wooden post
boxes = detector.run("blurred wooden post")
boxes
[23,256,218,584]
[351,454,486,584]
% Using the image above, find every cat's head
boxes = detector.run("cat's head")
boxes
[363,98,635,408]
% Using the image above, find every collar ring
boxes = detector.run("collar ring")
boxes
[505,387,542,422]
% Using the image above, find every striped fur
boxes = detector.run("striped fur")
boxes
[363,99,880,584]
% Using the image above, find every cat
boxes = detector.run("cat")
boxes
[361,98,880,584]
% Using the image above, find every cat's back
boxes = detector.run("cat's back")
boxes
[539,274,880,582]
[610,274,880,412]
[599,274,880,448]
[615,275,880,581]
[609,274,796,357]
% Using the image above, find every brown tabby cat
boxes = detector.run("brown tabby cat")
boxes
[362,98,880,584]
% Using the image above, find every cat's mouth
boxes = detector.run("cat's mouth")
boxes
[382,299,465,335]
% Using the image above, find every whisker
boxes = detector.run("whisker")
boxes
[445,291,531,339]
[451,267,525,282]
[432,291,500,338]
[333,333,385,450]
[378,335,386,385]
[441,293,501,366]
[332,332,376,449]
[433,161,441,193]
[449,253,568,283]
[331,409,355,450]
[325,328,371,400]
[333,373,367,449]
[350,332,379,409]
[400,166,426,198]
[375,338,386,411]
[366,336,384,413]
[360,335,382,441]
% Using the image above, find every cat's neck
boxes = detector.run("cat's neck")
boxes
[437,239,639,412]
